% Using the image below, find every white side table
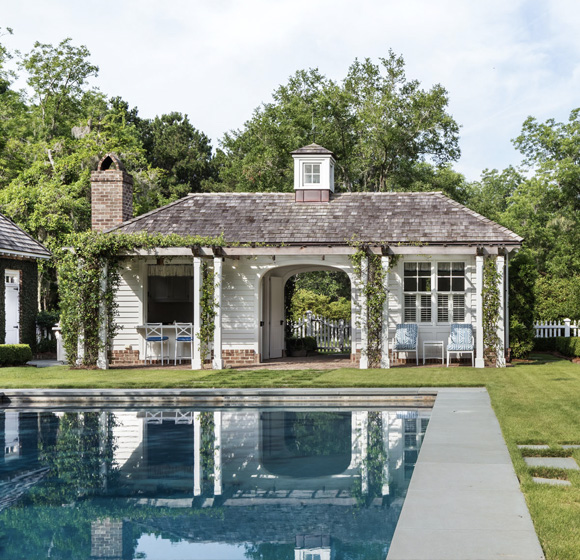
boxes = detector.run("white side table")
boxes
[423,340,444,365]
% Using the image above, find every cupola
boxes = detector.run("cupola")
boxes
[291,143,335,202]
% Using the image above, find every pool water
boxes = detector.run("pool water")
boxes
[0,406,430,559]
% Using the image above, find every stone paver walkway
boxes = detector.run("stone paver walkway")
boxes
[387,388,544,560]
[524,457,579,470]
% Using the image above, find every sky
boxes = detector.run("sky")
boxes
[2,0,580,181]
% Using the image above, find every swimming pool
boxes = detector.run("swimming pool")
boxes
[0,398,431,559]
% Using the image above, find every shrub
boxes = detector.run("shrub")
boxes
[285,336,317,356]
[533,337,557,352]
[533,337,580,357]
[37,338,57,353]
[555,337,580,358]
[509,318,535,358]
[0,344,33,366]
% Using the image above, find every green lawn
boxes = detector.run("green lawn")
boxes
[2,353,580,559]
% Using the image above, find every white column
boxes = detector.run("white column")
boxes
[193,411,202,496]
[192,257,202,369]
[505,251,510,350]
[475,254,485,368]
[97,263,109,370]
[359,256,369,369]
[213,256,223,370]
[380,256,390,368]
[213,411,222,496]
[496,255,506,367]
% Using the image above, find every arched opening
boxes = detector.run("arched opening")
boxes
[260,411,352,478]
[260,264,353,362]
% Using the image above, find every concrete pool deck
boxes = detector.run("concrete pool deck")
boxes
[387,388,544,560]
[0,387,544,559]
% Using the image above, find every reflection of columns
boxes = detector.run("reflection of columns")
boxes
[381,411,390,496]
[97,263,109,370]
[360,256,369,370]
[380,256,390,368]
[213,411,222,496]
[359,412,368,494]
[194,412,202,496]
[475,254,484,368]
[99,412,109,491]
[496,254,506,367]
[213,257,223,370]
[192,257,202,369]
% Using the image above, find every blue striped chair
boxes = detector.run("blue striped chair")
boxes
[447,323,474,367]
[391,323,419,365]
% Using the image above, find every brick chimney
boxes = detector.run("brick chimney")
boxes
[91,154,133,231]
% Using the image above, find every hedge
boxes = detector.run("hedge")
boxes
[0,344,33,366]
[533,337,580,357]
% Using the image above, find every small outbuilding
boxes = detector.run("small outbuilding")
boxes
[92,146,522,369]
[0,213,51,348]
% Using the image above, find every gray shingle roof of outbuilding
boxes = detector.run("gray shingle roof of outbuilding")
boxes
[0,213,51,258]
[110,191,522,246]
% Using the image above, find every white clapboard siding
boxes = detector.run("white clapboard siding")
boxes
[112,412,144,470]
[113,262,143,351]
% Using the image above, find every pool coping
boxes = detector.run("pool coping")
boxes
[0,387,436,409]
[0,386,544,559]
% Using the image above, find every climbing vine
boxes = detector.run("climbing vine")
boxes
[198,260,216,363]
[482,255,502,366]
[350,242,397,368]
[54,231,224,367]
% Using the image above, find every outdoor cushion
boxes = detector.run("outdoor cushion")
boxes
[447,323,474,351]
[146,336,168,341]
[393,323,418,350]
[176,336,192,341]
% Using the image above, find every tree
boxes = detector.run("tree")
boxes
[19,38,99,139]
[211,52,462,196]
[139,112,215,206]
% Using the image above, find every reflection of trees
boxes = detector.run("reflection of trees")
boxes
[35,412,117,503]
[354,412,387,507]
[244,542,294,560]
[285,412,350,456]
[200,412,215,491]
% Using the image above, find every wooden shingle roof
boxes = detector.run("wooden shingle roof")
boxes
[110,192,522,247]
[0,213,51,259]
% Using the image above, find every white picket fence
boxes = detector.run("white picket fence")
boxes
[290,311,351,353]
[534,319,579,338]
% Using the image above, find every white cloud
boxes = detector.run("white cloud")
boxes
[3,0,580,180]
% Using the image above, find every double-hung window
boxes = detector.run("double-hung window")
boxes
[437,262,466,322]
[403,262,431,323]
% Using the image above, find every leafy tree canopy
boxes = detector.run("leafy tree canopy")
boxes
[211,52,462,196]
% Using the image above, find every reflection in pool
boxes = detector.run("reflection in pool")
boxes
[0,406,430,559]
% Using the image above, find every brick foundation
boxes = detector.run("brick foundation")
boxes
[223,349,258,368]
[111,349,140,366]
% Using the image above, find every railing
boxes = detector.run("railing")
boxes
[534,319,579,338]
[290,311,351,353]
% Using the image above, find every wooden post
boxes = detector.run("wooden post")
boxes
[97,263,109,370]
[380,255,390,368]
[212,256,223,370]
[192,257,202,369]
[496,255,506,367]
[360,256,369,369]
[475,254,485,368]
